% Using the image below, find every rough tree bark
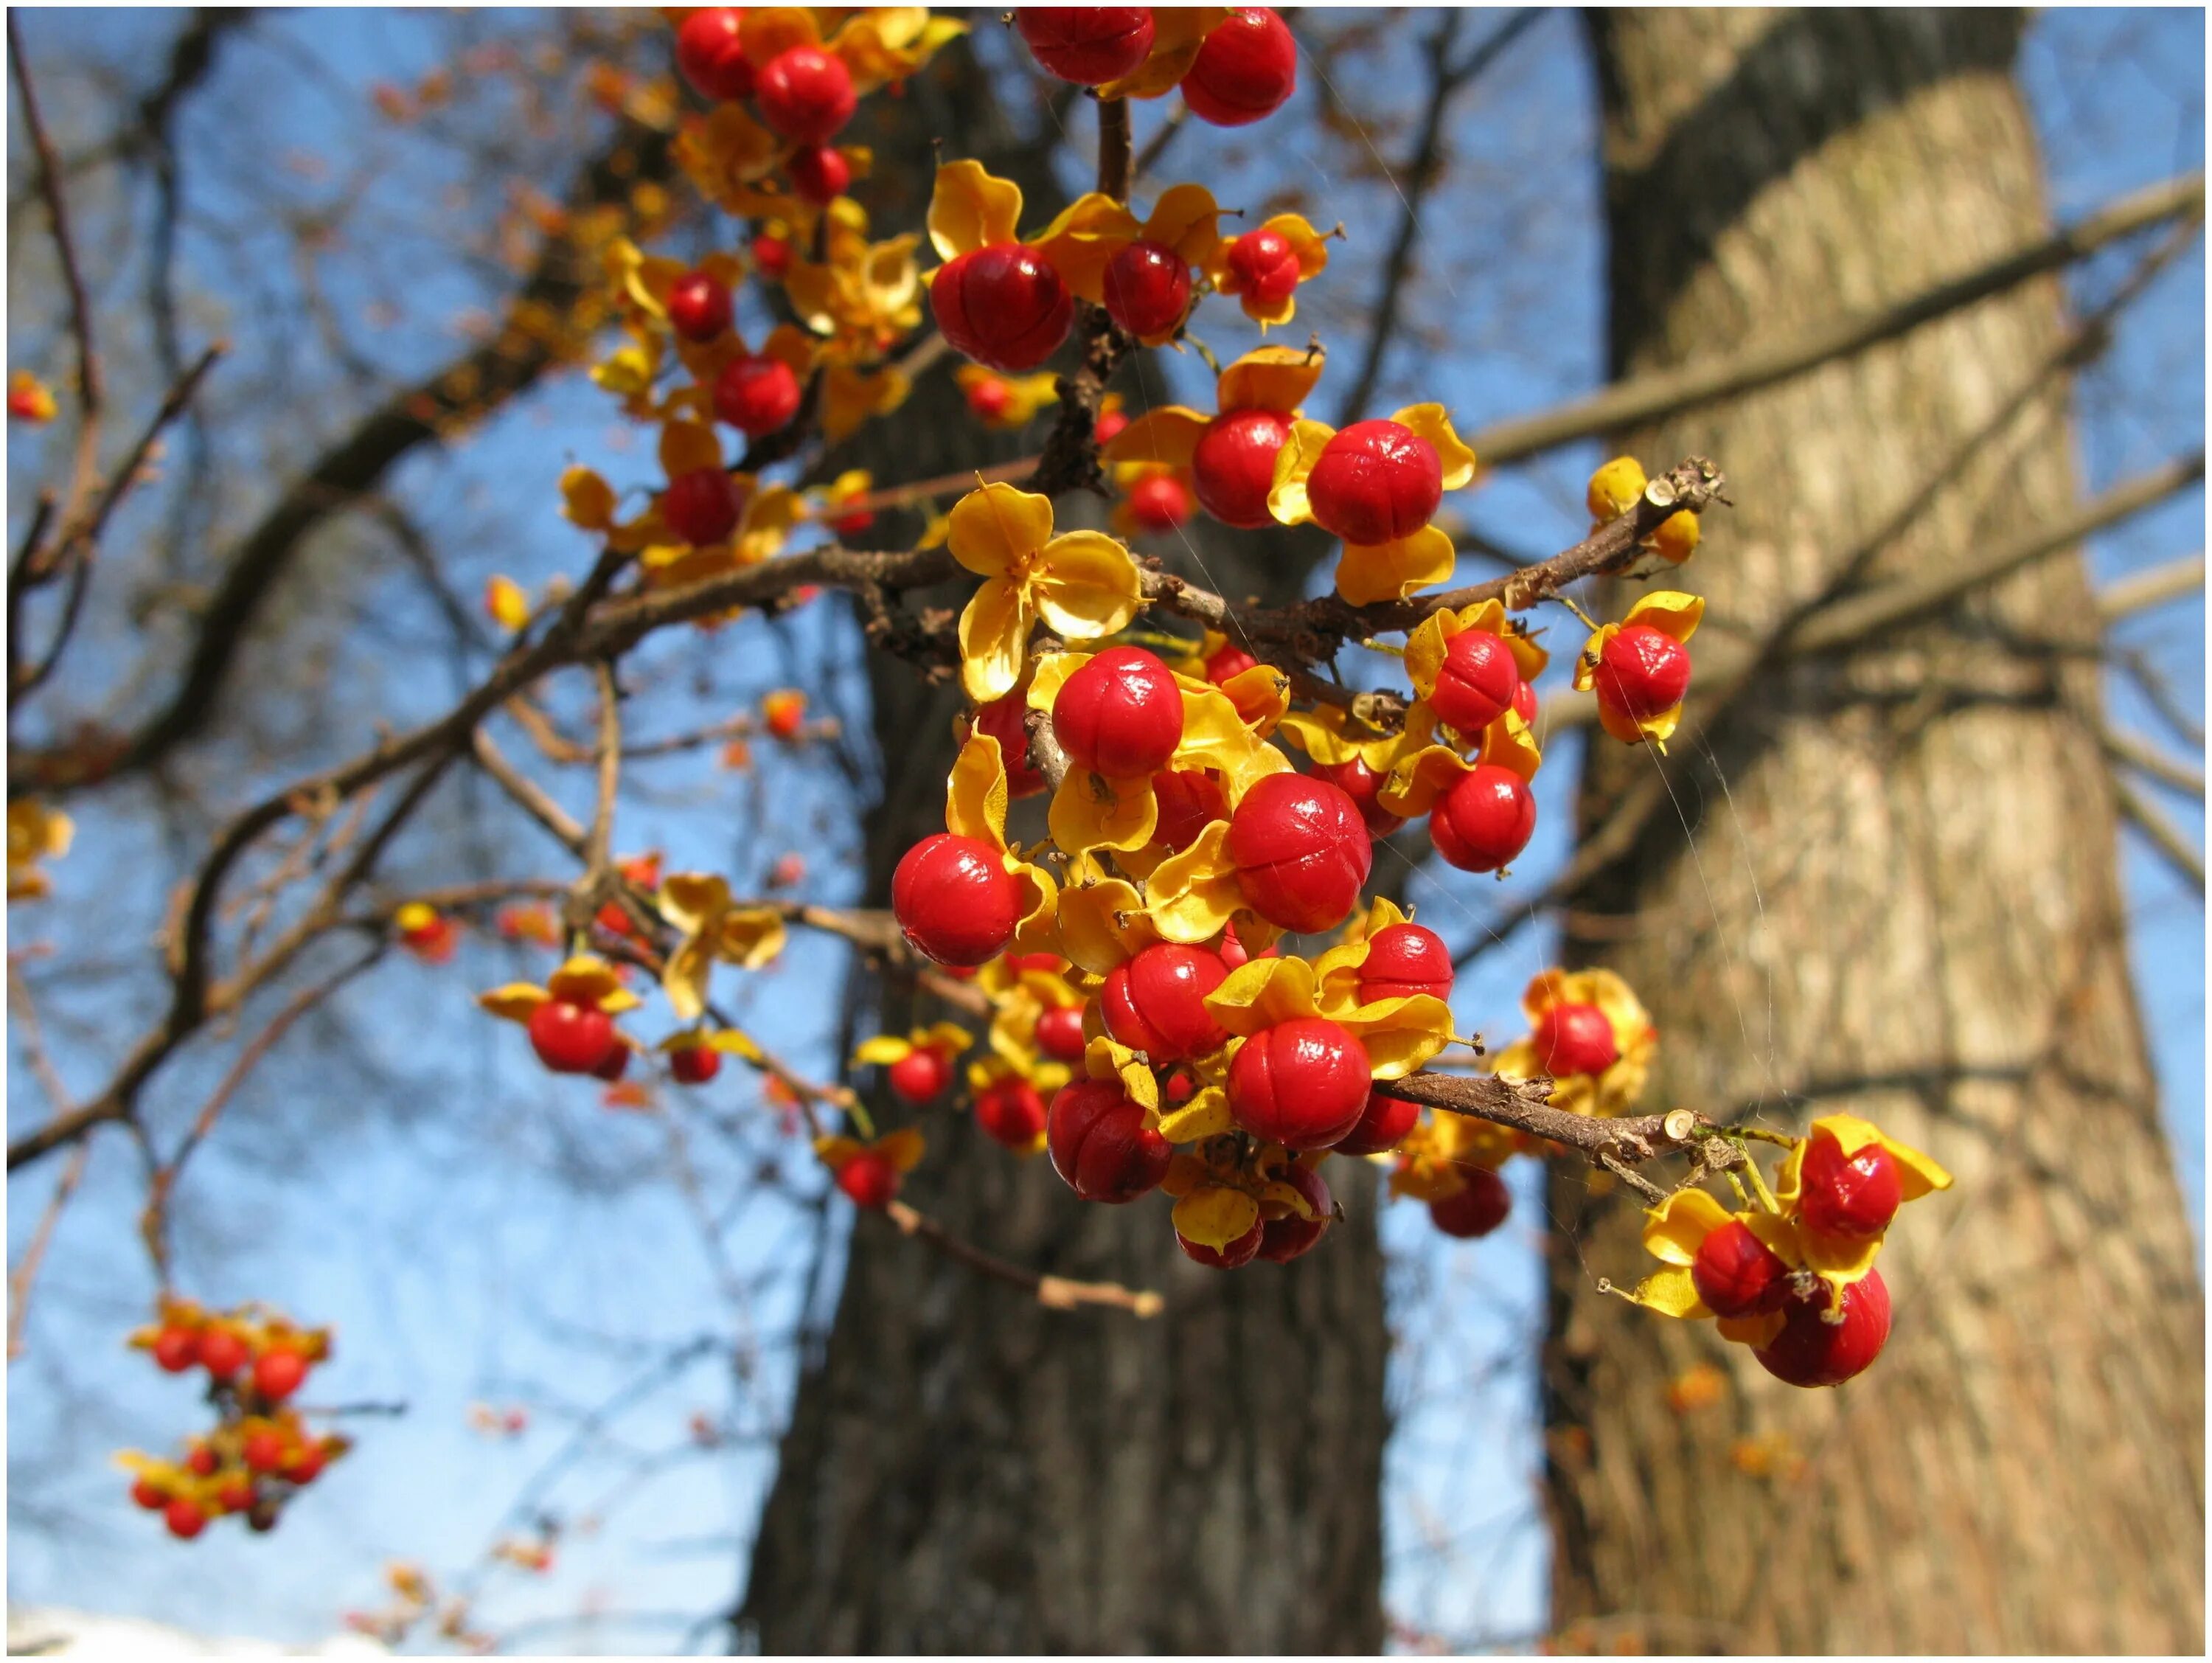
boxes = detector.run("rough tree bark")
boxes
[736,41,1387,1654]
[1544,10,2205,1654]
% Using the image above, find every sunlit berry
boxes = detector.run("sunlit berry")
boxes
[1017,7,1156,84]
[1593,624,1691,722]
[285,1442,329,1485]
[1216,920,1278,971]
[1191,407,1293,528]
[1180,7,1296,127]
[1512,678,1538,726]
[1315,756,1404,839]
[1798,1129,1902,1241]
[1047,1080,1171,1202]
[1033,1004,1089,1062]
[1093,408,1128,445]
[244,1430,287,1473]
[931,244,1074,372]
[1430,630,1520,735]
[1228,772,1372,934]
[1256,1162,1333,1262]
[1690,1219,1792,1319]
[762,689,806,740]
[132,1478,169,1510]
[1180,1216,1266,1268]
[1102,239,1192,338]
[662,467,740,545]
[836,1151,900,1209]
[1151,768,1227,851]
[1332,1089,1419,1156]
[1101,943,1229,1063]
[1428,764,1535,873]
[254,1347,309,1403]
[786,143,850,205]
[1053,646,1184,777]
[973,692,1046,797]
[887,1047,951,1105]
[891,833,1020,966]
[964,374,1012,423]
[668,270,733,341]
[755,46,855,144]
[529,999,617,1074]
[153,1327,198,1373]
[1753,1270,1891,1389]
[1357,922,1453,1005]
[715,355,803,438]
[187,1445,219,1479]
[1532,1001,1617,1077]
[217,1479,257,1515]
[164,1498,208,1541]
[1126,471,1192,534]
[196,1327,247,1380]
[669,1045,721,1086]
[675,7,755,101]
[751,232,792,280]
[1306,418,1443,545]
[974,1077,1048,1151]
[1205,641,1258,684]
[1224,226,1300,308]
[1227,1018,1371,1150]
[1429,1167,1511,1238]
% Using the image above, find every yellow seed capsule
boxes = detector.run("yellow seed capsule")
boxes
[1649,509,1700,565]
[1587,455,1648,522]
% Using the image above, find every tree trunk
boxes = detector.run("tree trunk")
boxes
[1544,10,2205,1653]
[736,46,1387,1654]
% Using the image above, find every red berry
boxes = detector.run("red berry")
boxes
[754,45,855,144]
[1205,642,1259,685]
[1033,1004,1089,1062]
[1430,1167,1512,1238]
[832,504,874,538]
[1512,678,1538,726]
[591,1044,630,1083]
[931,244,1074,372]
[786,143,851,205]
[751,233,792,280]
[1101,943,1229,1063]
[1224,226,1300,308]
[973,692,1046,797]
[1102,239,1192,338]
[1151,768,1227,852]
[1228,772,1372,934]
[886,1047,951,1105]
[964,375,1013,422]
[675,7,755,101]
[1305,418,1443,545]
[187,1445,219,1478]
[1047,1080,1171,1202]
[668,270,733,341]
[1256,1162,1333,1262]
[714,354,803,437]
[1053,647,1185,777]
[1332,1089,1420,1156]
[1315,756,1404,839]
[164,1498,208,1540]
[1179,1216,1266,1268]
[669,1045,722,1086]
[1216,920,1278,971]
[218,1479,257,1514]
[974,1078,1048,1150]
[1594,624,1691,722]
[1017,7,1156,84]
[836,1152,900,1209]
[663,467,740,545]
[1690,1219,1792,1319]
[1191,407,1293,528]
[1798,1129,1903,1241]
[1093,409,1129,445]
[1428,764,1536,873]
[1226,1018,1371,1150]
[1180,7,1296,127]
[528,999,617,1074]
[891,833,1021,967]
[153,1327,198,1373]
[285,1442,329,1485]
[244,1431,286,1473]
[198,1328,247,1380]
[1126,471,1192,534]
[1430,630,1520,735]
[132,1478,169,1510]
[253,1347,309,1403]
[1531,1001,1618,1077]
[1753,1271,1891,1389]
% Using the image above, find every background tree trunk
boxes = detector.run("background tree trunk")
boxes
[737,44,1387,1653]
[1543,10,2205,1653]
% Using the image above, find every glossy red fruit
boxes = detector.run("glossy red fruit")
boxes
[1430,1167,1512,1238]
[1356,926,1449,1009]
[662,466,740,545]
[1430,630,1520,734]
[244,1430,286,1473]
[887,1047,950,1105]
[1180,7,1296,127]
[1228,772,1372,934]
[153,1327,198,1372]
[1594,624,1691,721]
[836,1152,900,1209]
[1017,7,1156,84]
[1191,407,1293,528]
[1127,471,1192,533]
[1306,418,1443,545]
[1753,1271,1891,1389]
[1048,1080,1172,1202]
[1798,1130,1903,1240]
[187,1445,220,1479]
[755,45,855,144]
[669,1045,721,1086]
[1691,1219,1793,1319]
[675,7,755,101]
[1093,408,1128,445]
[196,1328,248,1380]
[132,1478,169,1510]
[1152,768,1227,851]
[1053,647,1184,777]
[891,833,1020,966]
[965,375,1012,422]
[1180,1217,1266,1268]
[1216,920,1278,971]
[1315,756,1404,839]
[974,1077,1048,1150]
[931,244,1074,372]
[1225,226,1300,308]
[1205,641,1259,684]
[751,232,792,279]
[1226,1018,1371,1150]
[254,1347,309,1402]
[1532,1001,1618,1077]
[165,1498,208,1540]
[715,355,803,437]
[529,999,616,1074]
[1428,764,1536,873]
[972,692,1046,798]
[668,270,733,341]
[1033,1004,1089,1062]
[1512,678,1538,726]
[1102,239,1192,338]
[218,1479,257,1514]
[786,143,851,205]
[1332,1089,1420,1156]
[591,1044,630,1083]
[1101,943,1229,1063]
[1256,1162,1333,1262]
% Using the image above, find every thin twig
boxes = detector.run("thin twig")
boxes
[883,1200,1163,1316]
[7,1142,88,1361]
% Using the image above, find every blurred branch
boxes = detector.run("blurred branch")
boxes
[2100,552,2203,623]
[2113,774,2205,895]
[883,1201,1163,1317]
[7,1142,88,1363]
[2104,726,2204,799]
